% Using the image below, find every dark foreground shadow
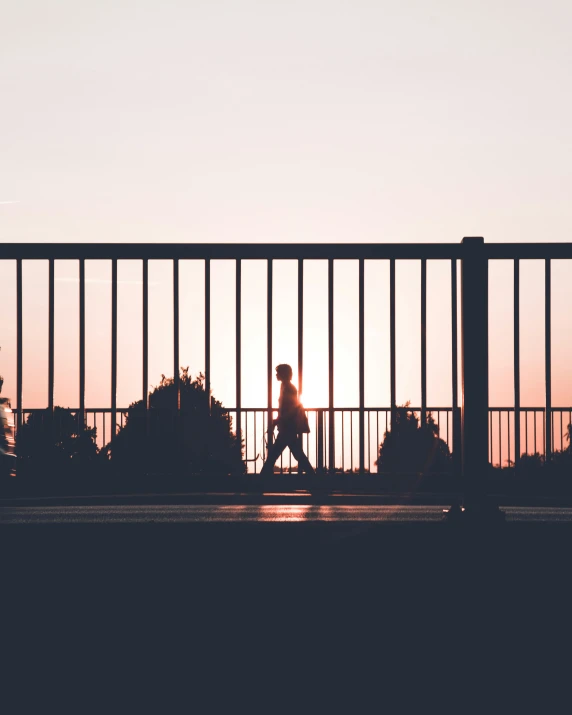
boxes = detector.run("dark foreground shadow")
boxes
[3,519,572,707]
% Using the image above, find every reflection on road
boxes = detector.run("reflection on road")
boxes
[3,504,572,524]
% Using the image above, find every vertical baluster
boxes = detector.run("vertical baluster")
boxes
[376,411,379,474]
[79,258,85,430]
[421,258,427,426]
[359,257,365,474]
[48,258,55,450]
[514,259,520,469]
[341,411,345,473]
[390,259,396,434]
[16,259,23,437]
[236,259,242,460]
[545,258,552,462]
[173,258,180,463]
[48,259,54,414]
[298,258,303,398]
[142,258,149,409]
[317,409,324,472]
[367,411,371,474]
[111,259,117,441]
[350,411,353,474]
[256,410,259,475]
[499,411,502,468]
[328,258,335,472]
[490,411,493,464]
[205,259,211,415]
[173,259,180,409]
[446,410,450,452]
[507,409,511,467]
[267,259,273,453]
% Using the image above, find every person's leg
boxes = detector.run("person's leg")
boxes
[287,435,316,476]
[259,431,288,476]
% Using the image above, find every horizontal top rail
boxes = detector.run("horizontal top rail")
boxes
[486,243,572,260]
[16,405,457,412]
[0,242,462,260]
[0,242,571,261]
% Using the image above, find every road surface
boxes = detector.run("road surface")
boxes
[4,503,572,523]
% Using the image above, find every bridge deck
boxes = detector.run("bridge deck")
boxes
[4,503,572,524]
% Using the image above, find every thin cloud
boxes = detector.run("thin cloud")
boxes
[0,200,20,205]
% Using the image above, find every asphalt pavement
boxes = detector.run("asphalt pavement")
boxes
[3,502,572,523]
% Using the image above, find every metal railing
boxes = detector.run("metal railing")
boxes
[13,405,457,475]
[488,407,572,468]
[1,239,572,498]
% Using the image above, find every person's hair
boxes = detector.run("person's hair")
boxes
[275,364,293,380]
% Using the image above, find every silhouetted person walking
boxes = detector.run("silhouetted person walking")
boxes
[260,364,315,476]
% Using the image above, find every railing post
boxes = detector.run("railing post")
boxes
[451,259,461,478]
[460,237,492,513]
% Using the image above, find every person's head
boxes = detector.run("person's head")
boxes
[275,364,293,383]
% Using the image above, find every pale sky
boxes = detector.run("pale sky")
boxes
[1,0,572,466]
[2,0,571,244]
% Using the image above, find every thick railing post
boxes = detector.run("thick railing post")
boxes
[460,237,489,510]
[451,259,461,478]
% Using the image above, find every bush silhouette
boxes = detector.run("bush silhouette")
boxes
[376,403,451,474]
[102,368,245,476]
[17,406,99,472]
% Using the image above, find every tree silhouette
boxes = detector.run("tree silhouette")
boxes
[102,368,245,476]
[17,406,99,472]
[376,403,451,474]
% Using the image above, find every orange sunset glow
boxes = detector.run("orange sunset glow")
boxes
[1,253,571,470]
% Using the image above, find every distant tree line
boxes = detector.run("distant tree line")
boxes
[16,369,245,478]
[11,381,572,489]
